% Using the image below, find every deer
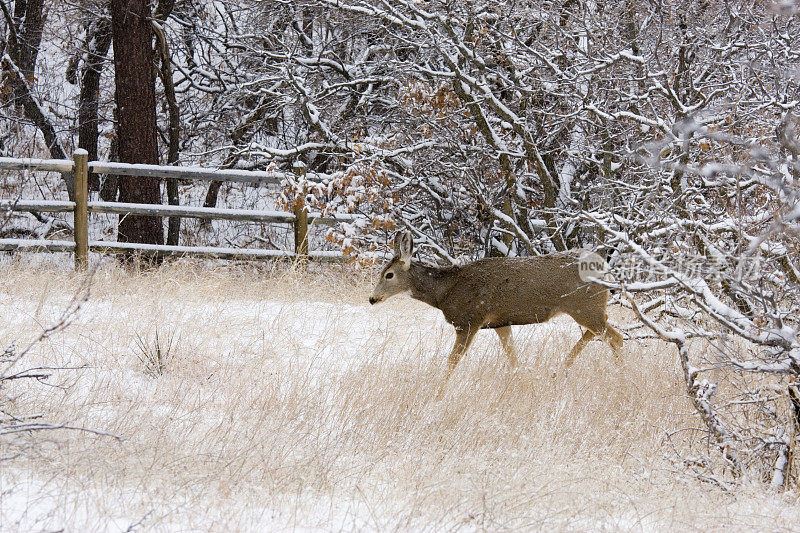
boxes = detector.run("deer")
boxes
[369,231,623,393]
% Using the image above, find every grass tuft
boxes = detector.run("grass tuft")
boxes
[134,329,176,377]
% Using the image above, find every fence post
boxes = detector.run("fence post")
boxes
[73,149,89,271]
[292,161,309,261]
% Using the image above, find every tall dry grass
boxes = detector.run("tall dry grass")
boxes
[1,256,799,531]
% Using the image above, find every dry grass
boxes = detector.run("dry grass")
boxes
[1,256,799,531]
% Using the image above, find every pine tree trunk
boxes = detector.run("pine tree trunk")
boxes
[110,0,163,246]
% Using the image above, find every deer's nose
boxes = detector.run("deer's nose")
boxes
[369,297,377,305]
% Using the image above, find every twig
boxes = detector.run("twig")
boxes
[0,422,123,441]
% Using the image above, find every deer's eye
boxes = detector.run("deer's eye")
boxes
[385,272,394,279]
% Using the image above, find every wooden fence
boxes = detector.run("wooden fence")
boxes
[0,150,362,270]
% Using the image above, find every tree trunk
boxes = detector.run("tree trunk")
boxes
[1,0,73,194]
[77,16,113,191]
[153,18,181,245]
[110,0,163,246]
[14,0,45,79]
[1,55,72,194]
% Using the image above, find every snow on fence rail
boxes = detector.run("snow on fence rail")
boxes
[0,156,75,173]
[0,151,362,269]
[89,161,287,184]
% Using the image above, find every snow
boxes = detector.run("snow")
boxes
[1,470,392,532]
[0,199,75,212]
[0,238,74,251]
[0,156,73,173]
[0,283,580,531]
[3,268,800,530]
[88,161,289,185]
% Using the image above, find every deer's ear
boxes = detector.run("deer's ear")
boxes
[393,233,403,256]
[396,231,413,270]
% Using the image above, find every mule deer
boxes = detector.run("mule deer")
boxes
[369,232,623,389]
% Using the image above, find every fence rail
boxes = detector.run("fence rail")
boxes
[0,199,75,213]
[0,157,75,173]
[0,151,361,269]
[0,238,343,261]
[88,161,286,184]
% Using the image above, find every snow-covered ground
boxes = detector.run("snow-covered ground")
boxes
[1,259,799,531]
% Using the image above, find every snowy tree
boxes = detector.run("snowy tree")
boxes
[1,0,799,485]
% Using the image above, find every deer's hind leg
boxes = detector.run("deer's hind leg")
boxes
[566,309,622,367]
[495,326,519,369]
[565,328,596,367]
[604,325,624,355]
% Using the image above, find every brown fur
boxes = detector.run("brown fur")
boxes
[370,232,623,392]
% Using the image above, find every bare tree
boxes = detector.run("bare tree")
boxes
[2,0,799,486]
[68,5,113,192]
[1,0,73,193]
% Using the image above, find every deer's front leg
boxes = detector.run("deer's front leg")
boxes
[437,327,478,399]
[447,327,477,371]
